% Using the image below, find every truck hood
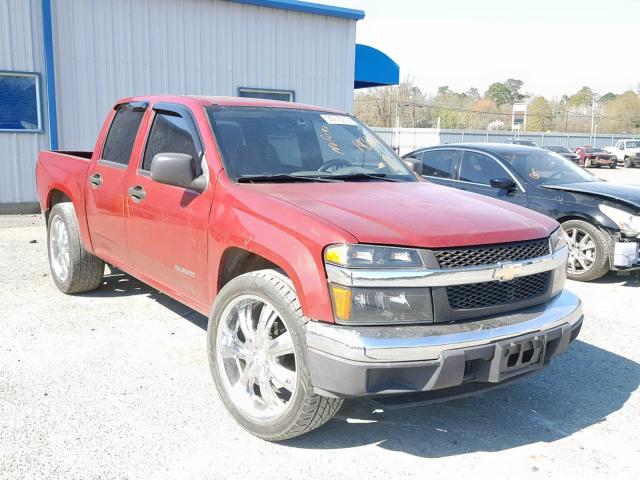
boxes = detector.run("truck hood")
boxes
[244,182,557,248]
[543,182,640,210]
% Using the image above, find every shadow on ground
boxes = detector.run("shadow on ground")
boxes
[79,268,208,329]
[588,270,640,287]
[82,268,639,458]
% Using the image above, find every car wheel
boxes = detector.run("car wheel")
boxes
[585,158,592,168]
[562,220,611,282]
[610,162,616,169]
[624,157,631,168]
[207,269,343,441]
[47,202,105,293]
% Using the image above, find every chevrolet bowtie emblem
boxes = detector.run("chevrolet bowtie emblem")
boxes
[493,262,523,282]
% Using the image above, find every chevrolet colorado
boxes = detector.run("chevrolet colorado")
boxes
[36,95,582,440]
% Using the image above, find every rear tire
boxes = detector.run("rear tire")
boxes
[47,202,105,293]
[207,269,343,441]
[610,163,617,169]
[562,220,611,282]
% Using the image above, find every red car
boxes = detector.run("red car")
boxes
[35,95,582,440]
[575,146,616,168]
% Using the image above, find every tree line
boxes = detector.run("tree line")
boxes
[353,79,640,135]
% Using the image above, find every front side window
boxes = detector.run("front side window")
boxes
[0,71,41,131]
[459,151,509,185]
[421,150,461,179]
[102,107,145,165]
[206,107,415,182]
[142,112,199,171]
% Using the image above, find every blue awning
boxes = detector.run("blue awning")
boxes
[354,44,399,89]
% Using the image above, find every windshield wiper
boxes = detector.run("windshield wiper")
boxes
[322,172,404,182]
[237,174,339,183]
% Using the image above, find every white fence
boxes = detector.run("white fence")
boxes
[371,127,640,156]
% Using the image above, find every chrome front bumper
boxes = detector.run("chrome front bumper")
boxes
[306,290,583,397]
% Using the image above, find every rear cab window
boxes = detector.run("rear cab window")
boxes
[101,106,145,166]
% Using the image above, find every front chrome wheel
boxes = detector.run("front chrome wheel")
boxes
[49,216,70,282]
[216,294,297,421]
[565,227,596,275]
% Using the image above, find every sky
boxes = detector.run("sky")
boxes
[331,0,640,99]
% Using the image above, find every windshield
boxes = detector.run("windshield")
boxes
[206,107,416,182]
[501,149,597,185]
[586,148,607,153]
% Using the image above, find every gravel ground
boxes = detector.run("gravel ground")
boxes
[1,169,639,479]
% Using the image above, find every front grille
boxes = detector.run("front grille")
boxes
[446,272,550,310]
[433,238,549,268]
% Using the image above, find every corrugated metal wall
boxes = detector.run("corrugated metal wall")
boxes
[0,0,49,204]
[51,0,357,150]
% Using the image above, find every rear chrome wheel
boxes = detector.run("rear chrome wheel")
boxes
[216,295,297,421]
[46,203,104,293]
[49,216,70,283]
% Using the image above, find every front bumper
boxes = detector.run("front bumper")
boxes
[306,290,582,397]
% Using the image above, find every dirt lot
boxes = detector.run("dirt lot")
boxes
[1,168,639,479]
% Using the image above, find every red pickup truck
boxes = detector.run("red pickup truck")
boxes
[36,95,582,441]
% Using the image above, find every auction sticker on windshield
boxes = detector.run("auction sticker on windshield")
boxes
[320,114,357,125]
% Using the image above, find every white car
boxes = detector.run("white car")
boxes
[605,140,640,168]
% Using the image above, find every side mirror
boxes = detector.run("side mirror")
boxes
[490,177,516,190]
[403,156,423,175]
[150,153,207,192]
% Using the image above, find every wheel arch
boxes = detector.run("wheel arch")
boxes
[214,242,333,322]
[45,188,72,224]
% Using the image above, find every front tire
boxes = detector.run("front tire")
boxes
[207,269,342,441]
[47,202,105,293]
[624,157,631,168]
[562,220,611,282]
[585,157,592,168]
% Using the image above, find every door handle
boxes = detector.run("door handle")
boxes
[88,173,103,188]
[128,185,147,202]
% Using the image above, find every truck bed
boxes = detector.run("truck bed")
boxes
[35,150,95,245]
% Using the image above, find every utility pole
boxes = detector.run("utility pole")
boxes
[590,94,599,145]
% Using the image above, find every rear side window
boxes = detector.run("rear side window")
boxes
[142,112,199,171]
[459,151,508,185]
[101,108,144,164]
[421,150,461,179]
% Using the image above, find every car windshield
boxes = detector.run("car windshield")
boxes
[586,148,607,153]
[547,146,570,153]
[206,107,416,182]
[501,149,597,185]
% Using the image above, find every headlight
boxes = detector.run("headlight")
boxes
[599,204,640,237]
[324,244,423,268]
[329,284,433,324]
[549,227,568,252]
